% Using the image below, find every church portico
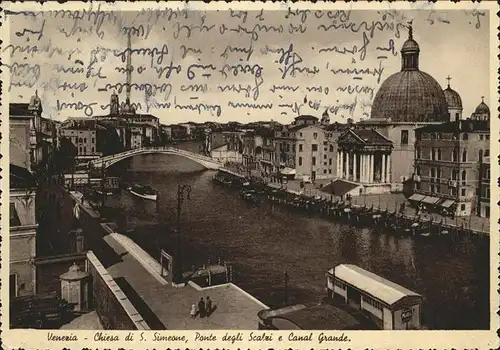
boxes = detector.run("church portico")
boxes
[337,150,392,184]
[336,129,393,195]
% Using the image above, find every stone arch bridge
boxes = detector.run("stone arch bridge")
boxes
[87,147,223,170]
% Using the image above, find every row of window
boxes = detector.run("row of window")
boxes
[65,130,96,135]
[482,185,490,199]
[362,295,383,310]
[71,137,95,144]
[420,132,490,141]
[279,143,336,153]
[415,167,467,182]
[334,279,347,290]
[416,182,489,200]
[78,147,95,154]
[298,157,333,166]
[416,148,489,162]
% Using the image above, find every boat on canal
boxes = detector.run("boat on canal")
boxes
[96,189,114,196]
[127,183,158,201]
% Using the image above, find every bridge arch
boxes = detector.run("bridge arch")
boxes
[88,147,223,170]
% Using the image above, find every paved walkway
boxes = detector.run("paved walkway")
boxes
[103,233,268,329]
[71,190,269,330]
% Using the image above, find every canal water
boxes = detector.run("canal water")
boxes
[106,154,489,330]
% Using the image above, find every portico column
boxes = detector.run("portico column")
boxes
[339,151,344,178]
[365,154,370,183]
[359,154,365,182]
[353,153,357,182]
[366,154,370,182]
[337,151,340,177]
[362,154,367,183]
[346,151,350,179]
[387,154,391,183]
[369,154,374,183]
[382,154,386,183]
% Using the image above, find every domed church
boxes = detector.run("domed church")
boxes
[443,76,463,122]
[353,22,455,191]
[370,25,449,123]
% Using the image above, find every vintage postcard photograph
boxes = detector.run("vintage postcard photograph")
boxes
[1,1,498,349]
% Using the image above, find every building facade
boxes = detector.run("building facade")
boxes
[241,128,276,175]
[209,131,244,164]
[59,118,100,156]
[131,131,144,149]
[478,156,490,218]
[294,124,336,181]
[171,124,188,141]
[10,165,38,297]
[413,117,490,217]
[9,92,48,171]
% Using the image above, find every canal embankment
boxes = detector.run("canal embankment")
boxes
[69,189,270,330]
[93,153,489,330]
[217,168,490,237]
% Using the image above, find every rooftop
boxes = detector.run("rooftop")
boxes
[338,129,393,146]
[324,122,351,132]
[415,119,489,133]
[331,264,422,306]
[320,180,359,197]
[10,103,32,117]
[295,115,319,121]
[10,164,36,189]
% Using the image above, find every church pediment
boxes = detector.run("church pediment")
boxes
[337,130,364,145]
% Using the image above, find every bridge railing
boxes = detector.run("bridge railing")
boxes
[90,147,222,165]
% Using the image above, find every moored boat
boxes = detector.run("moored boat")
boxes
[127,184,158,201]
[96,189,114,196]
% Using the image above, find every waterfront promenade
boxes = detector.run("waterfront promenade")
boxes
[74,193,269,330]
[220,166,490,234]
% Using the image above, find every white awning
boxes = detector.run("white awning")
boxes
[408,193,425,202]
[440,199,455,208]
[281,167,296,175]
[421,196,440,205]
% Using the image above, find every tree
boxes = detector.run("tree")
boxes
[96,124,125,156]
[51,137,78,174]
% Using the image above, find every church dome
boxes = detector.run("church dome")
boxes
[371,71,449,122]
[370,23,449,123]
[475,99,490,115]
[443,86,462,109]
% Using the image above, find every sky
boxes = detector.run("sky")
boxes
[4,3,491,125]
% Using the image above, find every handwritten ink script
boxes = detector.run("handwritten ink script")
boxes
[4,4,487,122]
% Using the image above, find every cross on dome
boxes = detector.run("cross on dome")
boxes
[481,96,484,103]
[446,75,452,87]
[407,19,413,38]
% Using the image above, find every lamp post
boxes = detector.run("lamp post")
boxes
[172,184,192,285]
[284,271,289,306]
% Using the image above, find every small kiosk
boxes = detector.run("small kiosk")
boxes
[60,263,90,312]
[326,264,423,330]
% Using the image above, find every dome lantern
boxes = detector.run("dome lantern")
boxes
[401,20,420,71]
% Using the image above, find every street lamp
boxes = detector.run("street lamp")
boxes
[284,271,289,306]
[172,184,192,285]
